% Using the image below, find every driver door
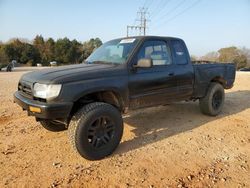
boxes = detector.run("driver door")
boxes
[128,39,179,109]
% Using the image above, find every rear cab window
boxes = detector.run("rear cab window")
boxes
[171,40,188,65]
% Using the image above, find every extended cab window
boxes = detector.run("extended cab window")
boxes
[172,40,188,65]
[137,40,172,66]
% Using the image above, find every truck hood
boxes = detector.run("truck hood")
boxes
[21,63,124,84]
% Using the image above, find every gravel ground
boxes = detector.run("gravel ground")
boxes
[0,70,249,187]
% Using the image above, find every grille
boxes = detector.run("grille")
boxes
[18,81,32,98]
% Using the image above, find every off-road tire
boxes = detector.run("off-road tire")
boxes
[199,82,225,116]
[40,120,67,132]
[68,102,123,160]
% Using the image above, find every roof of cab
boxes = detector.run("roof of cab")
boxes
[120,35,182,41]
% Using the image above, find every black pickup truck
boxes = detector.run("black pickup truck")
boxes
[14,36,236,160]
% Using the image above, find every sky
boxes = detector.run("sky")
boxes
[0,0,250,56]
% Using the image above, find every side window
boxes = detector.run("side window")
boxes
[172,40,188,65]
[137,40,172,66]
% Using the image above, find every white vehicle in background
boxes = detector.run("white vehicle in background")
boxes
[50,61,57,66]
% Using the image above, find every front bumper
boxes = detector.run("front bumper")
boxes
[14,91,73,119]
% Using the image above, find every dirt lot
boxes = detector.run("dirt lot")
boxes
[0,70,249,188]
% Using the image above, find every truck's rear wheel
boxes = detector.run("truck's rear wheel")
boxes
[199,82,225,116]
[40,120,67,132]
[68,102,123,160]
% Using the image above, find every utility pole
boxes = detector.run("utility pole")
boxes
[127,7,149,37]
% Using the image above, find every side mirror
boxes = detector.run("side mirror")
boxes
[134,58,153,68]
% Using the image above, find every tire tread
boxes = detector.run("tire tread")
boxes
[68,102,123,160]
[199,82,225,116]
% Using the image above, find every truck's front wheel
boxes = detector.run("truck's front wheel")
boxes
[68,102,123,160]
[199,82,225,116]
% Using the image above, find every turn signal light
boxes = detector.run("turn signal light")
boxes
[29,106,41,113]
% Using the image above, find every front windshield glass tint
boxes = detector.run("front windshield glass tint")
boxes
[86,38,138,64]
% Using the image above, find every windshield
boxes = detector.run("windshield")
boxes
[86,38,138,64]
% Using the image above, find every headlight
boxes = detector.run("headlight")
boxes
[33,83,62,100]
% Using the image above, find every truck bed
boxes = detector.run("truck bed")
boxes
[192,61,236,98]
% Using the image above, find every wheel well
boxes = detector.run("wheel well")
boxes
[70,91,123,116]
[211,76,226,87]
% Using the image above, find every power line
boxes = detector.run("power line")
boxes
[165,0,202,23]
[150,0,171,19]
[151,0,187,27]
[148,0,163,17]
[143,0,154,9]
[143,0,149,8]
[152,0,202,30]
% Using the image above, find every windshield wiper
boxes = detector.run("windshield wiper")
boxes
[91,61,116,65]
[84,60,118,65]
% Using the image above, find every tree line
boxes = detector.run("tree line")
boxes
[0,35,102,66]
[1,35,249,70]
[191,46,250,70]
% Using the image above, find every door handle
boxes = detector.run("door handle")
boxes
[168,72,175,76]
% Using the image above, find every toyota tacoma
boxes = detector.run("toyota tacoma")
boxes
[14,36,236,160]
